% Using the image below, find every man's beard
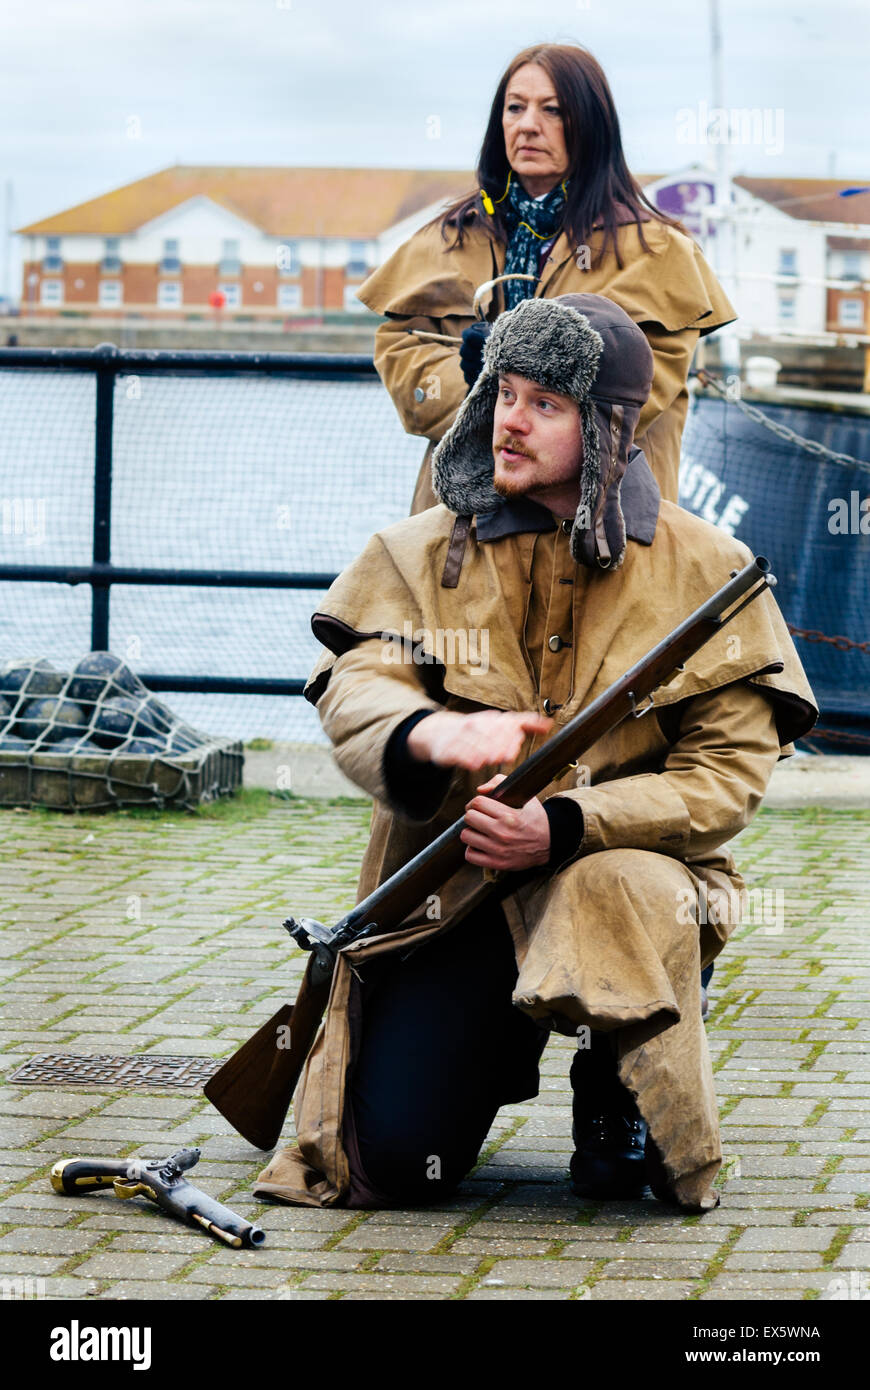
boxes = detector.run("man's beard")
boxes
[492,436,537,498]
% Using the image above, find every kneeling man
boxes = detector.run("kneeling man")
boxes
[256,294,816,1213]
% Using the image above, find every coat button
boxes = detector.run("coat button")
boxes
[413,387,425,403]
[560,519,572,535]
[543,698,560,715]
[548,635,564,652]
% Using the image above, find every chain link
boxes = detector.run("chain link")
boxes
[801,727,870,748]
[694,370,870,473]
[787,624,870,655]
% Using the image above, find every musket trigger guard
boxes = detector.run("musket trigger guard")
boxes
[628,689,655,718]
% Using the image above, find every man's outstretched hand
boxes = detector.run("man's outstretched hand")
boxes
[405,711,554,870]
[406,709,551,771]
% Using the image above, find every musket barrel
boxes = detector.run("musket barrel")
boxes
[340,557,774,937]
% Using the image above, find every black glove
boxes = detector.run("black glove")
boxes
[459,321,492,390]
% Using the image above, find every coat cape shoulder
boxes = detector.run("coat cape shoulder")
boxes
[356,214,736,337]
[306,502,817,751]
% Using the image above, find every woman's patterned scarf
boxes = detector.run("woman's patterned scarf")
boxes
[501,176,567,309]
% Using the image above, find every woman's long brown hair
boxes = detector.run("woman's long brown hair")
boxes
[437,43,685,267]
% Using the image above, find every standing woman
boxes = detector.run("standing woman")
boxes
[357,43,735,511]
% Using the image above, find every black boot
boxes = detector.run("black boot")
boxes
[569,1030,648,1200]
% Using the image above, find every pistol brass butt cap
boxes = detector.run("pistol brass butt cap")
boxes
[50,1158,76,1193]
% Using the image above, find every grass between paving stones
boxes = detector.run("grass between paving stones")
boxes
[800,1041,829,1070]
[717,1095,742,1121]
[813,1154,845,1195]
[812,991,842,1019]
[574,1257,610,1299]
[806,1100,831,1129]
[321,1211,370,1251]
[17,788,310,828]
[711,1039,740,1074]
[688,1225,747,1300]
[821,1226,853,1266]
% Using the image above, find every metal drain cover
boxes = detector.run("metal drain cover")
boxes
[8,1054,221,1089]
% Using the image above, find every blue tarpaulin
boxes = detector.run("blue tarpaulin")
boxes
[680,396,870,753]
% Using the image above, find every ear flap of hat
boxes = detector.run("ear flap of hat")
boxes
[432,372,501,516]
[568,400,603,565]
[570,399,642,570]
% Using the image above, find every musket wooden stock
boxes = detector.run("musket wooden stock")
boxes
[204,558,773,1150]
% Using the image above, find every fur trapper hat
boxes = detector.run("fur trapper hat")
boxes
[432,294,655,569]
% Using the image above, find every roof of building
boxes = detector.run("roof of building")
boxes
[17,167,870,239]
[16,166,476,238]
[734,177,870,224]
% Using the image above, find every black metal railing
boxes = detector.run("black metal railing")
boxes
[0,343,379,697]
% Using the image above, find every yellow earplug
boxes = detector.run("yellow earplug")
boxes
[481,190,495,215]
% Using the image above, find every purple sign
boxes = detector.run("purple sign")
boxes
[653,180,717,238]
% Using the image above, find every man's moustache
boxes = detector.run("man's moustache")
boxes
[494,437,536,460]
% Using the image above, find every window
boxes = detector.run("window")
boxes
[278,283,301,310]
[276,240,300,277]
[777,291,796,322]
[99,280,123,307]
[157,280,182,308]
[220,239,241,276]
[346,240,368,277]
[161,238,181,273]
[218,283,241,308]
[102,236,122,273]
[343,284,366,312]
[778,248,798,277]
[43,235,63,272]
[841,250,864,281]
[838,297,865,328]
[40,279,63,306]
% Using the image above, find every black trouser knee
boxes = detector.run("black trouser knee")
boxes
[347,901,548,1202]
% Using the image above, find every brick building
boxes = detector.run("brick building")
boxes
[15,164,870,338]
[646,168,870,338]
[16,165,471,319]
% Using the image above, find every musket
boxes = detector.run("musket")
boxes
[205,557,775,1151]
[50,1147,265,1248]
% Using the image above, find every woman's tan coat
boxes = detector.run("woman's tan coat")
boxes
[357,211,736,507]
[255,486,817,1214]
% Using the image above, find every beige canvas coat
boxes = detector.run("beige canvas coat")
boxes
[256,478,817,1214]
[356,211,736,508]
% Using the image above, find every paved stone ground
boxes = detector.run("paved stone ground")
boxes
[0,798,868,1302]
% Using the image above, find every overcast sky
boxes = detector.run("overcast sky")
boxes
[2,0,867,294]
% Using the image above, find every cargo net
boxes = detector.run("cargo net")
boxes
[0,653,243,810]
